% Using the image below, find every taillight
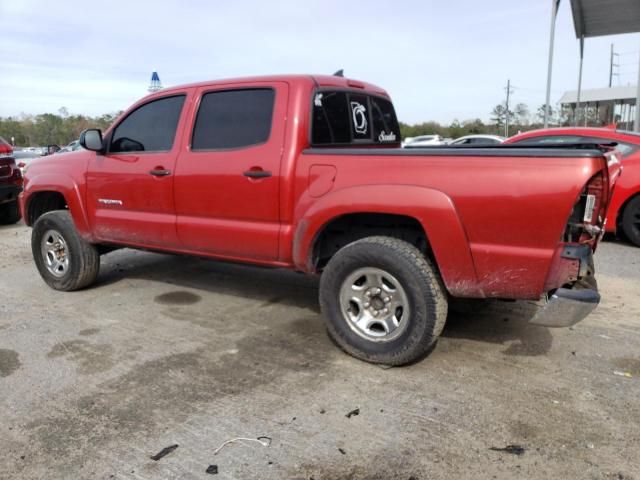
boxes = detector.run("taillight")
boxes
[564,173,607,245]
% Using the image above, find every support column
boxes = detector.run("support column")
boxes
[544,0,561,128]
[575,35,584,127]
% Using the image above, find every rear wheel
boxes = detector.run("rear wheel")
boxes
[319,236,448,366]
[0,201,20,224]
[32,211,100,291]
[621,195,640,247]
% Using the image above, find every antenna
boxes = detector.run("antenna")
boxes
[333,69,344,77]
[148,70,163,92]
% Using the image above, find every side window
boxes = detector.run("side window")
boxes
[110,95,185,153]
[192,89,275,150]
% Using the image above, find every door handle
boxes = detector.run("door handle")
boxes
[149,168,172,177]
[243,169,272,178]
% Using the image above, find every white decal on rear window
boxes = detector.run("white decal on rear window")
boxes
[350,102,368,135]
[378,131,397,142]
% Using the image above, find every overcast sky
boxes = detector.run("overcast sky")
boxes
[1,0,638,124]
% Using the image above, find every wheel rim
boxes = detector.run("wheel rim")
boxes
[339,267,411,342]
[41,229,70,278]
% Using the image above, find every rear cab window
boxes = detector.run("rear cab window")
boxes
[311,90,400,147]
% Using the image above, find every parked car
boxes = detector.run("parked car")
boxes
[0,136,23,224]
[13,149,42,174]
[21,74,620,365]
[57,140,83,154]
[449,134,504,145]
[506,128,640,247]
[402,135,444,147]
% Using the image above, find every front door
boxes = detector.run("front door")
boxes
[174,83,288,261]
[86,93,188,247]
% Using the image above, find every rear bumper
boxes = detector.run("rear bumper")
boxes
[530,244,599,328]
[0,184,22,205]
[529,284,600,327]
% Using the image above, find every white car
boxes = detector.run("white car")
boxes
[449,134,505,146]
[402,135,445,148]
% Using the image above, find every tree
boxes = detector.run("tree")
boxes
[491,104,507,130]
[536,104,554,124]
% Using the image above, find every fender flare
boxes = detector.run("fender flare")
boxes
[23,173,93,240]
[292,184,483,297]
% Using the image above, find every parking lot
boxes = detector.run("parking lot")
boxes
[1,222,639,480]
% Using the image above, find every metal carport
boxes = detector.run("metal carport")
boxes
[543,0,640,130]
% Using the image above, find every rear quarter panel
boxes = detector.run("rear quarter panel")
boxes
[293,152,603,299]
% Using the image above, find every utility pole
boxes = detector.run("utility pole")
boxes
[609,43,619,87]
[504,79,513,137]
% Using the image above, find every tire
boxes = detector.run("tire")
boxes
[319,236,448,366]
[621,195,640,247]
[0,201,20,224]
[31,210,100,291]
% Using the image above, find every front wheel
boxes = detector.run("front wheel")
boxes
[621,195,640,247]
[32,211,100,291]
[319,236,448,366]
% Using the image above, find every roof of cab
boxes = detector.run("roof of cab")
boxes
[143,74,389,100]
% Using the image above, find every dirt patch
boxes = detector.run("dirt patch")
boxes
[47,340,114,375]
[78,328,100,336]
[154,291,202,305]
[0,349,20,377]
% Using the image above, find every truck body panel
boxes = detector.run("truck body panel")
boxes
[20,75,617,303]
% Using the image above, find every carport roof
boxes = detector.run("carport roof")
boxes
[570,0,640,38]
[560,85,638,104]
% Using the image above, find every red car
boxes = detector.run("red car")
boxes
[0,136,22,224]
[506,128,640,246]
[20,75,620,365]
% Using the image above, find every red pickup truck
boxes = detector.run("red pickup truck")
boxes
[20,74,620,365]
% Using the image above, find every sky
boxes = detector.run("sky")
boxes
[0,0,638,124]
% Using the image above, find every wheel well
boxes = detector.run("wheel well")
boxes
[312,213,430,271]
[27,191,68,225]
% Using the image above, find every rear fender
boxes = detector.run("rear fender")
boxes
[293,184,482,297]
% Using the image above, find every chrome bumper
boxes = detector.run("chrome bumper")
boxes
[530,243,600,328]
[529,285,600,327]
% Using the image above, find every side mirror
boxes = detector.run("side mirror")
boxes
[80,129,104,152]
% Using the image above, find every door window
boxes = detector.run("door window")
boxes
[110,95,185,153]
[191,89,275,150]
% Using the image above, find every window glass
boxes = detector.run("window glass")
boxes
[517,135,582,144]
[312,92,351,145]
[311,91,400,145]
[584,137,636,157]
[349,94,371,141]
[370,96,400,143]
[110,95,185,153]
[192,89,275,150]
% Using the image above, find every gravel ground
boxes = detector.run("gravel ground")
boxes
[0,223,639,480]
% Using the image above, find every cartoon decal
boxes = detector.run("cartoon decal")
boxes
[350,101,368,135]
[314,93,323,107]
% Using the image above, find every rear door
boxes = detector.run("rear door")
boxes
[86,93,188,247]
[174,82,288,260]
